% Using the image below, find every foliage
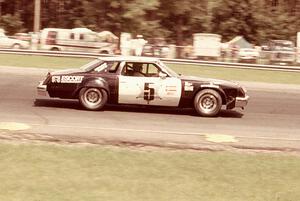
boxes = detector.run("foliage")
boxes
[0,0,299,44]
[211,0,264,44]
[255,5,298,43]
[159,0,208,44]
[0,14,24,35]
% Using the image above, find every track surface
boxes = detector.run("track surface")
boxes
[1,67,300,151]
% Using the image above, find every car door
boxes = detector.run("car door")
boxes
[118,62,182,106]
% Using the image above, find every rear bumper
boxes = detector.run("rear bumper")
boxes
[239,56,257,60]
[235,95,250,109]
[36,81,50,98]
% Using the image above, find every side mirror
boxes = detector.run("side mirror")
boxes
[159,72,167,79]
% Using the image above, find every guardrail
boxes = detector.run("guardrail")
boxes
[1,49,300,72]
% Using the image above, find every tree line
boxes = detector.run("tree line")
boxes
[0,0,299,45]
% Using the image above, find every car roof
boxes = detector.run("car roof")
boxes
[99,56,160,63]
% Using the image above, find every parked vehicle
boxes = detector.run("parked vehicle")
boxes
[37,56,249,117]
[39,28,118,54]
[0,29,30,49]
[265,40,296,65]
[193,33,221,60]
[12,33,32,42]
[142,38,170,58]
[238,48,260,63]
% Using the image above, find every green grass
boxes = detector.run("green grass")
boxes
[0,54,299,84]
[170,63,300,85]
[0,142,300,201]
[0,54,92,69]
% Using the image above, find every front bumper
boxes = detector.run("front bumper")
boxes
[36,81,50,98]
[235,95,250,109]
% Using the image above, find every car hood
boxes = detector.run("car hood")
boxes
[51,68,84,75]
[180,76,240,88]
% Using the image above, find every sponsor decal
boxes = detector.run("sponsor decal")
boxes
[184,82,194,91]
[165,85,177,95]
[61,76,84,83]
[52,76,84,83]
[201,83,220,89]
[165,85,177,92]
[52,76,61,83]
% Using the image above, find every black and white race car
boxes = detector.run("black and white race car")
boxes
[37,56,249,117]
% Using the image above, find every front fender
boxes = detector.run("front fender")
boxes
[75,78,109,97]
[179,83,228,108]
[198,84,227,105]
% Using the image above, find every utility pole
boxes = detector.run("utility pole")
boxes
[34,0,41,33]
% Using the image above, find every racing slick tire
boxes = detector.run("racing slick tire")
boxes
[79,87,108,111]
[194,89,222,117]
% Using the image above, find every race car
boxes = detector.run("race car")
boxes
[37,56,249,117]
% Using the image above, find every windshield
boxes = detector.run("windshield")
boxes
[157,60,179,77]
[80,59,104,72]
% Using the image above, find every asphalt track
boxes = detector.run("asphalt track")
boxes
[0,66,300,152]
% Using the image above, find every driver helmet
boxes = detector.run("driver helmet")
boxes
[133,63,143,72]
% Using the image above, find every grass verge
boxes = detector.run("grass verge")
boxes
[1,142,300,201]
[0,54,91,69]
[171,63,300,85]
[0,54,299,84]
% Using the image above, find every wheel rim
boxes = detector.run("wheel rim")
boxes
[13,45,21,49]
[198,94,218,113]
[83,88,102,107]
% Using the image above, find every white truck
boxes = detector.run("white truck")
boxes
[193,33,221,60]
[39,28,118,54]
[267,40,296,65]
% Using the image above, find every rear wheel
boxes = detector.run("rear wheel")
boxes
[100,50,109,54]
[51,47,60,51]
[12,44,21,49]
[79,88,108,110]
[194,89,222,117]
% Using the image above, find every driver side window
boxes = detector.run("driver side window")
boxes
[146,63,161,77]
[121,63,133,76]
[121,62,145,77]
[121,62,164,77]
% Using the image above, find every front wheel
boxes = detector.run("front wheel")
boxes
[194,89,222,117]
[79,88,108,110]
